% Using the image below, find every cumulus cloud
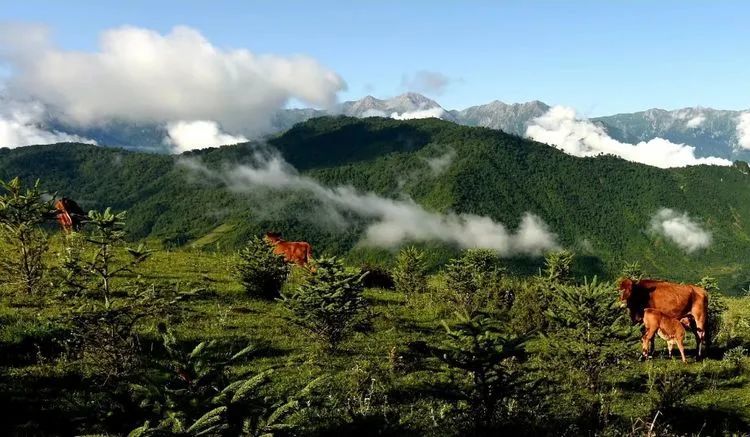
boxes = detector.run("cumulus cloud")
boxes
[390,107,445,120]
[737,112,750,150]
[686,115,705,128]
[0,100,95,148]
[401,70,453,95]
[181,154,559,256]
[0,24,345,134]
[526,106,731,168]
[649,208,711,253]
[165,120,248,153]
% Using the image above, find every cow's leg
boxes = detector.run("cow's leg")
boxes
[667,340,674,359]
[676,338,687,363]
[691,302,708,358]
[641,327,658,360]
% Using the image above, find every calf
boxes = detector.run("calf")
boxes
[641,308,688,363]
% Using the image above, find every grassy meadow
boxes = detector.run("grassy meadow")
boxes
[1,229,750,436]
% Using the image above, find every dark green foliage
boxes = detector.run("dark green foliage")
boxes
[392,246,427,294]
[282,257,368,351]
[699,276,729,347]
[646,363,694,412]
[233,237,290,299]
[542,249,574,284]
[539,277,641,428]
[509,279,550,334]
[438,311,527,431]
[63,207,153,306]
[0,177,53,294]
[444,249,508,315]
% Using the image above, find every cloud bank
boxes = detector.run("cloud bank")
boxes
[526,106,731,168]
[390,107,445,120]
[0,24,345,135]
[0,100,96,148]
[181,154,558,256]
[737,112,750,150]
[649,208,711,253]
[165,120,248,153]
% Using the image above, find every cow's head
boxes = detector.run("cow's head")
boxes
[618,278,633,302]
[264,232,282,244]
[617,278,643,323]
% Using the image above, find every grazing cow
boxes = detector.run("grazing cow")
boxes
[641,308,689,362]
[264,232,313,267]
[619,278,708,357]
[54,197,86,233]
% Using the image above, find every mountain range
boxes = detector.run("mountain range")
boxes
[3,116,750,292]
[22,93,749,161]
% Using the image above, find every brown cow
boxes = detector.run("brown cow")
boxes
[54,197,86,233]
[264,232,313,267]
[641,308,689,362]
[619,278,708,357]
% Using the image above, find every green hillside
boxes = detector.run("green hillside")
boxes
[3,116,750,291]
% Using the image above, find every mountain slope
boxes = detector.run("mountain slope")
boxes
[450,100,550,135]
[3,116,750,291]
[593,107,750,160]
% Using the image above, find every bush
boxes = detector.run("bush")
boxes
[360,264,395,289]
[444,249,508,315]
[0,177,52,294]
[437,311,527,432]
[282,257,368,351]
[509,279,549,334]
[392,246,427,294]
[234,236,290,299]
[542,250,574,284]
[698,276,728,347]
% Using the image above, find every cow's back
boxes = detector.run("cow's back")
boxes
[644,280,706,320]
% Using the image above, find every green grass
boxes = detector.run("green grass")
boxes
[1,246,750,435]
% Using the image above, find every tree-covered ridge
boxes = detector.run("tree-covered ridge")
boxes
[2,116,750,291]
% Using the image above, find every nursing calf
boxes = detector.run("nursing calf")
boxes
[641,309,689,362]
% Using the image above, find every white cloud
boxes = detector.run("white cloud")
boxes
[737,112,750,150]
[360,109,388,118]
[0,100,96,148]
[649,208,711,253]
[423,149,456,175]
[181,154,559,256]
[686,115,705,128]
[401,70,453,95]
[390,107,445,120]
[165,120,248,153]
[0,24,345,134]
[526,106,731,168]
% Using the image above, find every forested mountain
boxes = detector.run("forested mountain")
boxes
[3,116,750,291]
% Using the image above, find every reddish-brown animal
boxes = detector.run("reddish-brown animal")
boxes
[641,308,688,362]
[264,232,313,267]
[54,198,86,234]
[619,278,708,357]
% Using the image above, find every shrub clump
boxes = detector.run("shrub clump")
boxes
[234,236,290,299]
[392,246,428,294]
[282,256,368,351]
[444,249,508,315]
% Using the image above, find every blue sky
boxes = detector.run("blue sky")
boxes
[2,0,749,115]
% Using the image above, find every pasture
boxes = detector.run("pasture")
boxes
[1,232,750,436]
